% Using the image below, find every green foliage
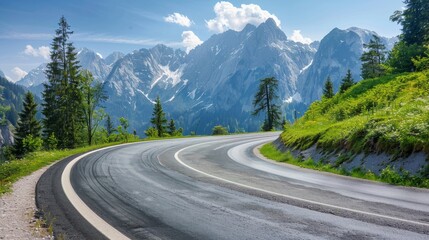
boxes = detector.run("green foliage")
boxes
[0,77,26,126]
[412,45,429,71]
[280,70,429,159]
[260,143,429,188]
[22,135,43,154]
[390,0,429,46]
[388,1,429,73]
[360,35,387,79]
[387,41,425,73]
[81,70,108,145]
[0,146,15,162]
[323,76,334,98]
[252,77,282,131]
[13,92,41,157]
[42,16,83,149]
[150,96,167,137]
[45,133,58,150]
[172,127,183,137]
[212,125,229,135]
[144,127,158,138]
[380,166,402,184]
[168,119,176,136]
[118,117,130,142]
[339,69,355,93]
[105,115,116,137]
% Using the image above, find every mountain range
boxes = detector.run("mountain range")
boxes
[15,18,397,135]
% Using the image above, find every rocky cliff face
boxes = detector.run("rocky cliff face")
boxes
[17,19,397,135]
[297,27,396,105]
[101,18,316,133]
[0,125,14,147]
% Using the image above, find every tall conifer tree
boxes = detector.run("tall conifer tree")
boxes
[43,16,83,149]
[105,115,115,137]
[252,77,281,131]
[168,119,176,136]
[323,76,334,99]
[339,69,355,93]
[150,96,167,137]
[360,35,386,79]
[13,92,41,157]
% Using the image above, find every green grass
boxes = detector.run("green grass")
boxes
[282,70,429,157]
[260,143,343,175]
[274,70,429,188]
[260,143,429,188]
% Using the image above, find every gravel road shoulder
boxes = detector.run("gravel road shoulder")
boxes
[0,165,51,239]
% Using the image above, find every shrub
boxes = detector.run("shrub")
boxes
[22,135,43,153]
[380,166,402,184]
[144,127,158,138]
[212,125,228,135]
[45,133,58,150]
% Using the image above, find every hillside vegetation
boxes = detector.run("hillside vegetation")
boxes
[281,70,429,158]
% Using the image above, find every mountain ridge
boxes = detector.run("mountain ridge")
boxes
[15,20,396,134]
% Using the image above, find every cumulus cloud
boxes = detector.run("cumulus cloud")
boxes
[164,13,192,27]
[10,67,27,82]
[290,30,312,44]
[181,31,203,53]
[24,45,50,60]
[206,1,281,33]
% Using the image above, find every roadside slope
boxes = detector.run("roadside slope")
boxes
[277,70,429,185]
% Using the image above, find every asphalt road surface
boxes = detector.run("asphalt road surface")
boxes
[37,132,429,239]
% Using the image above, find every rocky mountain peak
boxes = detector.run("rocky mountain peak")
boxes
[253,18,287,42]
[104,51,124,66]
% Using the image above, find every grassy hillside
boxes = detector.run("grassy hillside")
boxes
[281,70,429,158]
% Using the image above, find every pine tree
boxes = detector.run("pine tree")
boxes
[43,16,83,149]
[150,96,167,137]
[388,1,429,73]
[339,69,355,93]
[323,76,334,99]
[105,115,115,137]
[360,35,386,79]
[252,77,282,131]
[391,0,429,46]
[168,119,176,136]
[81,70,107,145]
[13,92,41,157]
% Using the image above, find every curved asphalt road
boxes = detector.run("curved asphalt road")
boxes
[37,132,429,239]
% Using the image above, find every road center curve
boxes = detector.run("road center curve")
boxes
[174,139,429,228]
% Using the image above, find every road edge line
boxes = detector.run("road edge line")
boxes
[61,143,138,240]
[174,141,429,228]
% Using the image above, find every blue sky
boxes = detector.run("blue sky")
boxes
[0,0,404,82]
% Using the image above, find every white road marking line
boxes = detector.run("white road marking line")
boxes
[174,140,429,228]
[61,143,140,240]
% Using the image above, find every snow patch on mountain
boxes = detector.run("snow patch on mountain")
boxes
[300,59,313,74]
[150,65,184,89]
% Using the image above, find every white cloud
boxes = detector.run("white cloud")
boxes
[206,1,281,33]
[10,67,27,82]
[181,31,203,53]
[290,30,312,44]
[164,13,192,27]
[24,45,50,60]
